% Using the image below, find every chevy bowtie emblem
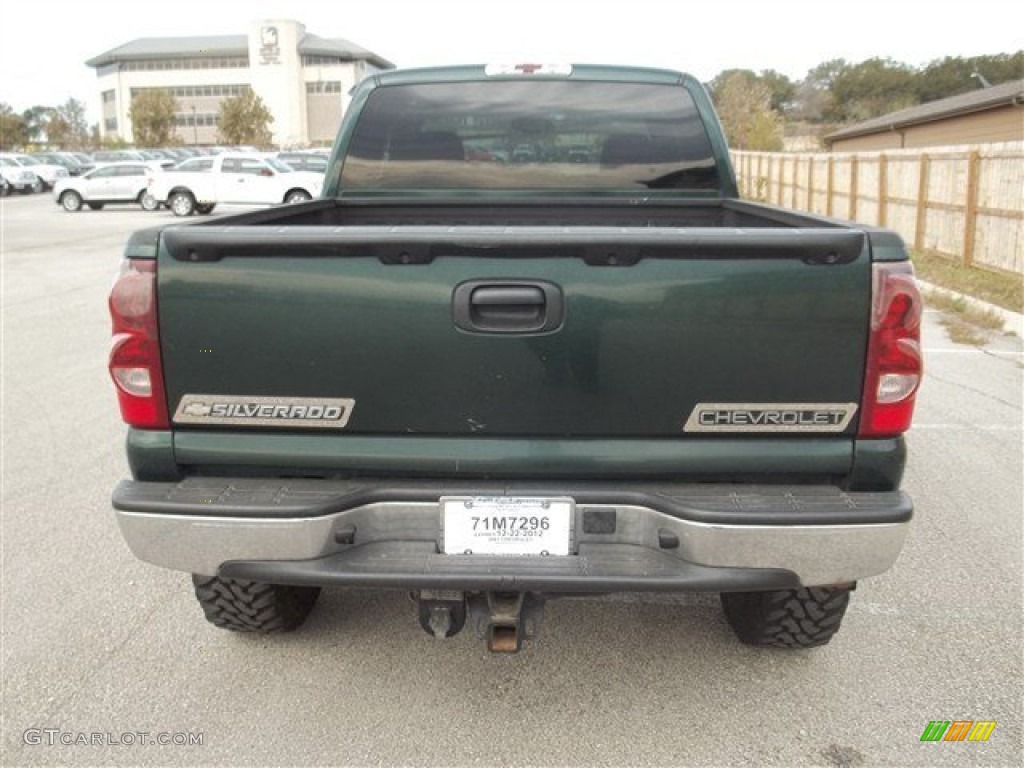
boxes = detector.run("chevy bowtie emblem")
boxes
[182,402,212,417]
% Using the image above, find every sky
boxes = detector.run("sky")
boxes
[1,0,1021,122]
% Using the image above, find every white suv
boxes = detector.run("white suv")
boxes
[53,161,165,212]
[0,157,41,194]
[0,153,69,192]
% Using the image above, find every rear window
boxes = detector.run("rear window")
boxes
[179,158,213,172]
[340,80,719,191]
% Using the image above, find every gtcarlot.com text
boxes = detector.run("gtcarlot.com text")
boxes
[23,729,204,747]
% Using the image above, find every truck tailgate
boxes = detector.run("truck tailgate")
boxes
[157,226,870,439]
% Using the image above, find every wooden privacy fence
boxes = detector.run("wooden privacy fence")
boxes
[731,144,1024,275]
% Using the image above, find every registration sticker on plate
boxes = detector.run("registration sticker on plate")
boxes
[441,497,573,556]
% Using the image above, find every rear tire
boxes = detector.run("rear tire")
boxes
[31,177,45,194]
[60,190,83,212]
[87,202,104,210]
[284,189,311,204]
[192,575,320,633]
[195,203,216,215]
[169,190,196,217]
[721,585,854,648]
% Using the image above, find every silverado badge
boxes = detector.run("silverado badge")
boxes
[173,395,354,429]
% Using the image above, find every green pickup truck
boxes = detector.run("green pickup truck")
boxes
[109,64,922,652]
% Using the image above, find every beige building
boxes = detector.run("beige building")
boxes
[86,19,394,147]
[824,80,1024,152]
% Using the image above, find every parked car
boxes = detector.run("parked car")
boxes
[92,150,147,164]
[33,151,93,176]
[0,157,39,194]
[0,153,69,191]
[53,161,164,212]
[511,144,537,163]
[139,157,217,210]
[137,150,176,169]
[276,151,328,173]
[567,145,592,163]
[147,153,323,216]
[169,157,215,172]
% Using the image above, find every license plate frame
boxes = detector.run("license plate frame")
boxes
[440,496,574,556]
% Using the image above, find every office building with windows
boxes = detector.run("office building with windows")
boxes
[86,19,394,146]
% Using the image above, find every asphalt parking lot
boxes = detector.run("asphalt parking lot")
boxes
[2,191,1021,767]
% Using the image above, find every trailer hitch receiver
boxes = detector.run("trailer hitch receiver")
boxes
[469,592,546,653]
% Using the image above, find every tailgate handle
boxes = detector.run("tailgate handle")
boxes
[453,281,564,334]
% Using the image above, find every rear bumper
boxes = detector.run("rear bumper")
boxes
[113,478,912,591]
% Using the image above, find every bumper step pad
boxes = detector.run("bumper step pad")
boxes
[220,541,799,592]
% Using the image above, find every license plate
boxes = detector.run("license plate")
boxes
[441,497,573,556]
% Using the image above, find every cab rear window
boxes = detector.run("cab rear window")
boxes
[340,80,719,191]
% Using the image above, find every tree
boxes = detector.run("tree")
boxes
[0,103,29,150]
[49,98,91,150]
[915,52,1024,103]
[22,106,55,144]
[130,89,179,147]
[828,58,917,122]
[708,69,758,103]
[218,91,273,147]
[710,69,796,117]
[758,69,797,114]
[710,49,1023,134]
[711,71,783,151]
[789,59,849,123]
[805,59,851,91]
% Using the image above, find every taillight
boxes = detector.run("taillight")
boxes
[109,259,169,428]
[859,261,923,438]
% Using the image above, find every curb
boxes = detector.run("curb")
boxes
[918,280,1023,338]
